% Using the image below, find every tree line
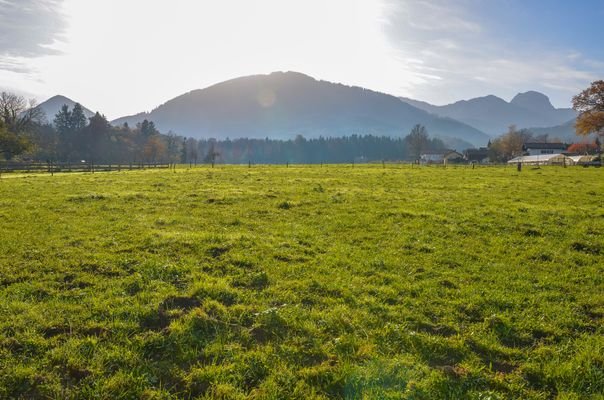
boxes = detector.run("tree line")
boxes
[2,80,602,164]
[1,93,447,164]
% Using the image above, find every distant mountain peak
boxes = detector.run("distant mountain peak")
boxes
[35,94,95,123]
[400,90,575,136]
[44,94,73,103]
[270,70,314,79]
[511,91,555,113]
[461,94,507,105]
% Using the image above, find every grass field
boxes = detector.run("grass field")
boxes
[0,165,602,399]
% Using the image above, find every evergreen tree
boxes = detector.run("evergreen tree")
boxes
[54,105,73,160]
[53,104,72,135]
[83,112,111,160]
[70,103,88,132]
[140,119,158,137]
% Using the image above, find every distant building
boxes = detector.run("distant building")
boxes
[508,153,570,166]
[464,147,490,163]
[420,150,464,164]
[420,152,445,164]
[444,150,464,163]
[568,155,598,165]
[523,142,567,156]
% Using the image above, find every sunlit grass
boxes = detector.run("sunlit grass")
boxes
[0,164,602,399]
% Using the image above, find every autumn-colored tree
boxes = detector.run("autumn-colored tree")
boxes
[572,80,604,137]
[143,136,166,162]
[567,142,599,155]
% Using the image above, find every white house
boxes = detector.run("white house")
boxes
[523,142,567,156]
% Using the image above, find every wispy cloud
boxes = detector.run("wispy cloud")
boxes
[0,0,67,72]
[0,57,32,73]
[381,0,602,106]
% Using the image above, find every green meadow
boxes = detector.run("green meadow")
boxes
[0,165,602,399]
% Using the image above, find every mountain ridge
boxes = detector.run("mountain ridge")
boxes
[528,118,581,142]
[400,91,576,136]
[111,71,490,148]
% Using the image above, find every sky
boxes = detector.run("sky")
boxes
[0,0,603,119]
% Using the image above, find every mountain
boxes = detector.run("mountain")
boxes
[528,119,580,142]
[112,71,490,148]
[400,92,576,136]
[510,91,556,114]
[35,95,95,124]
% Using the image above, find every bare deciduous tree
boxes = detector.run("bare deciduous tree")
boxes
[0,92,45,134]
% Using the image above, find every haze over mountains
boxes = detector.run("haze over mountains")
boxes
[400,91,576,138]
[527,119,578,142]
[36,71,581,149]
[111,72,489,148]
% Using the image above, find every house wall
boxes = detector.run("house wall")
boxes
[526,148,563,156]
[444,153,463,162]
[420,154,444,164]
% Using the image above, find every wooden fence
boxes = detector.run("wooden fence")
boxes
[0,161,171,175]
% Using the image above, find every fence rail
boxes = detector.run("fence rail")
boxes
[0,162,171,174]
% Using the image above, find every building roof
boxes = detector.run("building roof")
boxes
[508,153,569,164]
[523,142,567,150]
[421,149,460,157]
[464,148,489,158]
[465,147,488,153]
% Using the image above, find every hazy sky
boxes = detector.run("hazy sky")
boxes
[1,0,602,119]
